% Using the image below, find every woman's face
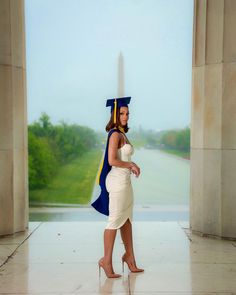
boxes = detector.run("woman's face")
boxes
[119,106,129,126]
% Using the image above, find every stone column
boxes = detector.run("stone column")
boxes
[190,0,236,239]
[0,0,28,235]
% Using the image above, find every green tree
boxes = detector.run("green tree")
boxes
[28,112,100,190]
[28,131,58,189]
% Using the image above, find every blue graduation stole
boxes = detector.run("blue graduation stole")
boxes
[91,128,120,216]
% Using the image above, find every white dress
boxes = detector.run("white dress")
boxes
[105,142,134,229]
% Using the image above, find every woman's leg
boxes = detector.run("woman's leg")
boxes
[120,218,144,272]
[99,228,121,277]
[103,228,117,267]
[120,219,135,258]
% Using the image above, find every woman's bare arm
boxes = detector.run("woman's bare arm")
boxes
[108,132,133,168]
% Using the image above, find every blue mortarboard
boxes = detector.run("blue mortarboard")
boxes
[106,96,131,124]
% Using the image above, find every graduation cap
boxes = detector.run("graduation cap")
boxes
[106,96,131,124]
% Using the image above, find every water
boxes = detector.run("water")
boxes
[29,148,190,221]
[29,206,189,221]
[131,148,190,205]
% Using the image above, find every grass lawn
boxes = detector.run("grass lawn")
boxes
[29,149,103,205]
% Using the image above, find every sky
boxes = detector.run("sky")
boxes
[25,0,194,133]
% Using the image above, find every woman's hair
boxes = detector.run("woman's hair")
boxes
[105,107,129,133]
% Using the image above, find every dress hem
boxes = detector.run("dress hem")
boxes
[105,216,132,230]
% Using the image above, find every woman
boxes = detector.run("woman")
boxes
[91,96,144,278]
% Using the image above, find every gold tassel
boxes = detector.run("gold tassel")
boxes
[114,99,117,124]
[95,155,104,185]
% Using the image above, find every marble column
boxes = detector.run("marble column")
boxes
[0,0,28,235]
[190,0,236,239]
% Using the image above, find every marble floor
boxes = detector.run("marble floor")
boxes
[0,221,236,295]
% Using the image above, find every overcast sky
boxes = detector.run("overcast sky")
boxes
[25,0,194,132]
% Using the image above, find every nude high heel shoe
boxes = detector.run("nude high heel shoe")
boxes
[98,258,121,278]
[122,254,144,273]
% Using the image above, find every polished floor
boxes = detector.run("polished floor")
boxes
[0,221,236,294]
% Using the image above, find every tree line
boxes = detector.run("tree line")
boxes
[159,127,190,151]
[138,126,190,152]
[28,112,99,190]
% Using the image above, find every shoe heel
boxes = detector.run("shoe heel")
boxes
[99,264,101,277]
[122,259,124,273]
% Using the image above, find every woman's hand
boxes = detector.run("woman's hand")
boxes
[130,162,140,177]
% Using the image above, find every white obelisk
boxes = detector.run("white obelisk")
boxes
[118,52,124,97]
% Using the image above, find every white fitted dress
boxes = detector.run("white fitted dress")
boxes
[105,142,134,229]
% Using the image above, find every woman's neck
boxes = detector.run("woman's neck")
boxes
[114,125,125,133]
